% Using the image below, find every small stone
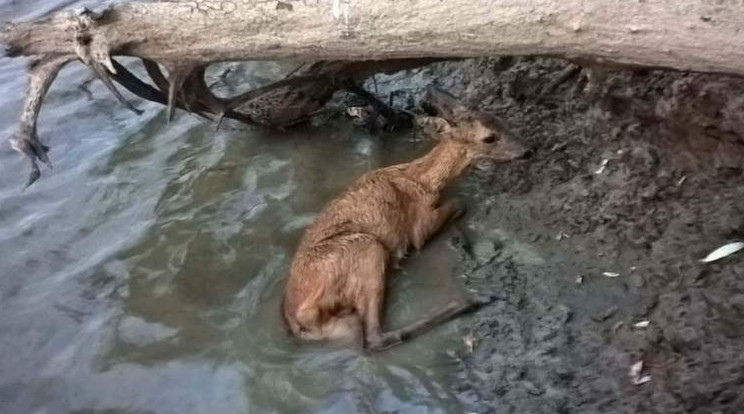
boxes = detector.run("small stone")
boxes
[119,316,178,346]
[506,369,523,382]
[117,285,130,298]
[629,273,645,288]
[472,240,499,264]
[523,381,544,395]
[592,305,619,322]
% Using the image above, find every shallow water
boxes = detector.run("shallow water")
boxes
[0,2,475,413]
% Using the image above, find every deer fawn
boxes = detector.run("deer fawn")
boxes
[282,86,530,351]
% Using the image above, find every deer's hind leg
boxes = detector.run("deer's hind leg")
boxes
[344,237,389,349]
[351,231,481,352]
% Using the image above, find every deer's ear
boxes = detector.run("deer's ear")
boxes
[415,116,452,140]
[421,86,468,123]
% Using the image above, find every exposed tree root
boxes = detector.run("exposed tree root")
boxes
[5,15,437,185]
[1,3,450,185]
[6,0,743,186]
[11,55,73,188]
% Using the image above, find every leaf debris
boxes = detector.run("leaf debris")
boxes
[463,332,476,353]
[700,242,744,263]
[594,158,609,174]
[629,360,652,385]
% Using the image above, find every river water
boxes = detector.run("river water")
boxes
[0,1,475,413]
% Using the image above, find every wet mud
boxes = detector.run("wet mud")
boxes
[384,58,744,413]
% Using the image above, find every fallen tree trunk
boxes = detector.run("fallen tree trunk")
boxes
[3,0,744,186]
[6,0,744,72]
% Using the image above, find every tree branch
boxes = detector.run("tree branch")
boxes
[4,0,744,185]
[11,55,73,188]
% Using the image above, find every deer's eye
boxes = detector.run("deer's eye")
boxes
[482,135,497,144]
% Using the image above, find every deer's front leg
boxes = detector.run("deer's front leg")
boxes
[366,299,482,352]
[411,198,465,251]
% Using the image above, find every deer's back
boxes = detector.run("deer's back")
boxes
[282,165,434,336]
[299,166,432,253]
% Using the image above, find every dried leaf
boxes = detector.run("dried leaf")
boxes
[633,320,650,328]
[630,361,643,377]
[633,375,652,385]
[603,271,620,278]
[594,158,609,174]
[629,361,651,385]
[701,242,744,263]
[463,333,476,353]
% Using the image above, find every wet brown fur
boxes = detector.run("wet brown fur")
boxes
[282,87,529,351]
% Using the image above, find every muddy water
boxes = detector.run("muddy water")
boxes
[0,2,479,413]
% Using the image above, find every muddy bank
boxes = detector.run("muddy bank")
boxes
[367,58,744,413]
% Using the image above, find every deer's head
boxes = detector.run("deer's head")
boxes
[416,86,530,162]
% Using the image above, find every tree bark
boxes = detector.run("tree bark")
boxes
[3,0,744,186]
[5,0,744,73]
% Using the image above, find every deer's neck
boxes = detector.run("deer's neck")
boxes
[407,140,472,191]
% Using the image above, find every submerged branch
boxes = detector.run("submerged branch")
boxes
[10,55,73,187]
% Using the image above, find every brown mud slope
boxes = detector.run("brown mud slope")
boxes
[399,58,744,413]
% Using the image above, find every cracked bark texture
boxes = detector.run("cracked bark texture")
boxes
[3,0,744,186]
[6,0,744,71]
